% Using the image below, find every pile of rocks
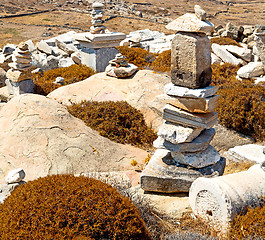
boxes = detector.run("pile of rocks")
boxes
[5,42,34,95]
[105,53,138,78]
[141,6,225,193]
[90,2,106,34]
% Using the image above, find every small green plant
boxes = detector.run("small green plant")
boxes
[67,101,157,148]
[0,175,150,240]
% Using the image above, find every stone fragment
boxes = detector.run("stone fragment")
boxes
[8,62,31,70]
[224,144,265,164]
[105,64,138,78]
[5,79,34,95]
[224,45,252,62]
[53,77,64,85]
[71,51,82,64]
[158,121,202,144]
[140,149,225,193]
[154,128,215,153]
[58,57,75,68]
[5,168,25,184]
[55,39,78,55]
[36,40,53,55]
[237,62,265,78]
[164,83,217,98]
[211,43,244,65]
[46,55,59,69]
[163,104,218,129]
[194,5,206,21]
[6,69,32,82]
[156,94,219,113]
[2,44,16,55]
[171,32,212,89]
[211,53,222,64]
[243,25,254,36]
[189,164,265,232]
[0,67,6,88]
[225,22,239,40]
[25,40,36,52]
[171,145,220,168]
[255,32,265,68]
[0,182,24,203]
[166,13,214,33]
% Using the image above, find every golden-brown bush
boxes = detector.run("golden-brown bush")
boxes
[210,37,242,47]
[117,46,156,69]
[150,49,171,73]
[217,81,265,140]
[211,62,240,87]
[0,175,150,240]
[33,64,96,95]
[67,100,157,148]
[229,200,265,239]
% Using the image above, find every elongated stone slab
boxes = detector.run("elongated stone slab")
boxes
[171,145,220,168]
[6,69,32,83]
[164,83,217,98]
[158,121,203,144]
[154,128,215,153]
[163,104,218,129]
[140,149,226,193]
[156,94,219,113]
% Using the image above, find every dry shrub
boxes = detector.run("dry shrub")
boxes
[117,46,156,69]
[211,63,240,87]
[0,175,150,240]
[33,64,96,95]
[229,199,265,239]
[151,49,171,73]
[67,100,157,148]
[217,80,265,141]
[210,37,242,47]
[224,160,255,175]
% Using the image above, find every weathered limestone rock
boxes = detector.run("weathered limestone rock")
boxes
[171,145,220,168]
[90,2,106,34]
[212,43,244,65]
[237,62,265,78]
[5,168,25,184]
[224,144,265,164]
[141,149,225,193]
[255,32,265,68]
[211,53,222,64]
[154,128,215,153]
[2,44,16,55]
[55,39,78,55]
[164,83,217,98]
[0,182,25,203]
[58,57,75,68]
[189,164,265,232]
[157,121,203,144]
[155,94,219,113]
[5,79,34,95]
[171,32,212,89]
[166,13,214,33]
[194,5,206,21]
[36,40,53,55]
[163,104,218,129]
[224,45,252,62]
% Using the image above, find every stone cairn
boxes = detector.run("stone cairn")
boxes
[141,6,226,193]
[6,42,34,95]
[90,2,106,34]
[105,53,138,78]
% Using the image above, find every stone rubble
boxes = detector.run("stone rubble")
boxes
[141,6,225,193]
[105,53,138,78]
[90,2,106,34]
[5,42,34,95]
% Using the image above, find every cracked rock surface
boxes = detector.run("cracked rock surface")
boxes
[0,94,148,183]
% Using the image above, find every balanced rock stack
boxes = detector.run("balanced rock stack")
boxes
[105,53,138,78]
[90,2,106,34]
[5,42,34,95]
[141,6,226,193]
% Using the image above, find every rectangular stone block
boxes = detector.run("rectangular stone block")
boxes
[5,79,34,95]
[255,32,265,68]
[140,149,226,193]
[163,104,218,129]
[157,94,219,113]
[171,32,212,89]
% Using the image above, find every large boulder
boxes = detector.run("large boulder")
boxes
[0,94,148,183]
[47,70,170,130]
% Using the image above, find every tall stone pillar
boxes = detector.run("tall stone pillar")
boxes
[140,6,224,193]
[74,2,125,72]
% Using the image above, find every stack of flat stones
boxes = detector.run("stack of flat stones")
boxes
[141,5,226,193]
[5,42,34,95]
[90,2,106,34]
[105,53,138,78]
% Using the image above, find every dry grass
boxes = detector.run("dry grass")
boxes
[224,160,255,175]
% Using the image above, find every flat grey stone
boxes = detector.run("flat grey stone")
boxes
[237,62,265,79]
[163,104,218,129]
[164,83,217,98]
[154,128,215,153]
[140,149,226,193]
[36,40,53,55]
[255,33,265,68]
[157,121,203,144]
[171,145,220,168]
[224,45,252,62]
[6,79,34,95]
